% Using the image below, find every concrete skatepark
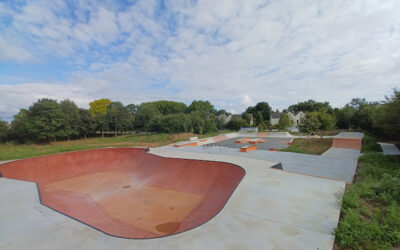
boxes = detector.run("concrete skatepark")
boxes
[0,132,368,249]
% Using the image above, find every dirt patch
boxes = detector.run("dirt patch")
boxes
[332,138,362,150]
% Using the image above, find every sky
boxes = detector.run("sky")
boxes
[0,0,400,120]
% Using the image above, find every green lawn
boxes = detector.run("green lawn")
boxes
[0,132,229,161]
[280,138,333,155]
[334,136,400,249]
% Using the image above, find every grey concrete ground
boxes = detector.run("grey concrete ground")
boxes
[170,146,358,183]
[334,132,364,139]
[0,150,344,250]
[212,137,291,150]
[379,143,400,155]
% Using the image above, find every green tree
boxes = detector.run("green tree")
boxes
[373,90,400,141]
[26,98,66,142]
[152,100,187,115]
[125,104,136,131]
[226,116,248,131]
[60,99,81,141]
[254,111,264,126]
[0,120,9,142]
[334,106,355,129]
[299,112,321,143]
[187,100,216,117]
[288,100,333,113]
[278,113,293,130]
[242,112,251,125]
[135,103,161,131]
[317,111,336,139]
[107,102,130,136]
[9,109,29,143]
[246,102,272,122]
[78,109,96,139]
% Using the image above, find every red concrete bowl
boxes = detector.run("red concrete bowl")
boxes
[0,148,245,239]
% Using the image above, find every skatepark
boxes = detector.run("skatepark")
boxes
[0,132,366,249]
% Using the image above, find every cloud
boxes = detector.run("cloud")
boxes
[0,0,400,120]
[0,37,35,62]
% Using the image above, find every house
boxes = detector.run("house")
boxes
[270,113,282,126]
[269,111,305,131]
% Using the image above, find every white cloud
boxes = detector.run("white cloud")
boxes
[1,0,400,120]
[0,37,35,62]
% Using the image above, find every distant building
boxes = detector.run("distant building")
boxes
[270,111,305,132]
[270,113,282,126]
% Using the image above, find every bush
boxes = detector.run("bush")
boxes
[361,135,383,153]
[335,153,400,249]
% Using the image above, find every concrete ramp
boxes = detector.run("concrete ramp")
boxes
[379,143,400,155]
[0,148,244,239]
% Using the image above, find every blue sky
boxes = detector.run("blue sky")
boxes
[1,0,400,120]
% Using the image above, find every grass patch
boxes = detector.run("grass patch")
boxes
[280,138,332,155]
[0,132,216,161]
[335,153,400,249]
[361,135,383,153]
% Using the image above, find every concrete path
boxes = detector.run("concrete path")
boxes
[173,146,357,183]
[379,143,400,155]
[0,149,344,250]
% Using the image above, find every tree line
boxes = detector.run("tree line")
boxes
[0,89,398,143]
[0,98,227,143]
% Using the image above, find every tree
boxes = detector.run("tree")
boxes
[152,100,187,115]
[299,112,321,143]
[246,102,272,122]
[135,103,161,131]
[9,109,29,143]
[187,100,216,117]
[226,116,248,131]
[89,99,111,137]
[334,106,355,129]
[25,99,66,142]
[288,100,333,113]
[125,104,136,131]
[0,120,9,142]
[373,89,400,141]
[278,113,293,130]
[60,99,80,141]
[106,102,130,136]
[317,111,336,139]
[241,112,251,125]
[78,109,96,139]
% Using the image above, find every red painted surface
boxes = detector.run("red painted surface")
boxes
[332,138,362,150]
[235,137,251,143]
[249,139,266,144]
[0,148,245,239]
[240,146,257,152]
[174,141,198,147]
[269,148,279,151]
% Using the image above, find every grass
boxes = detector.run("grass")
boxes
[280,138,333,155]
[0,132,228,161]
[361,135,383,153]
[334,153,400,249]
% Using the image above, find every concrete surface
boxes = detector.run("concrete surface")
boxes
[211,137,291,150]
[0,148,344,250]
[379,143,400,155]
[0,148,245,239]
[334,132,364,139]
[170,146,358,183]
